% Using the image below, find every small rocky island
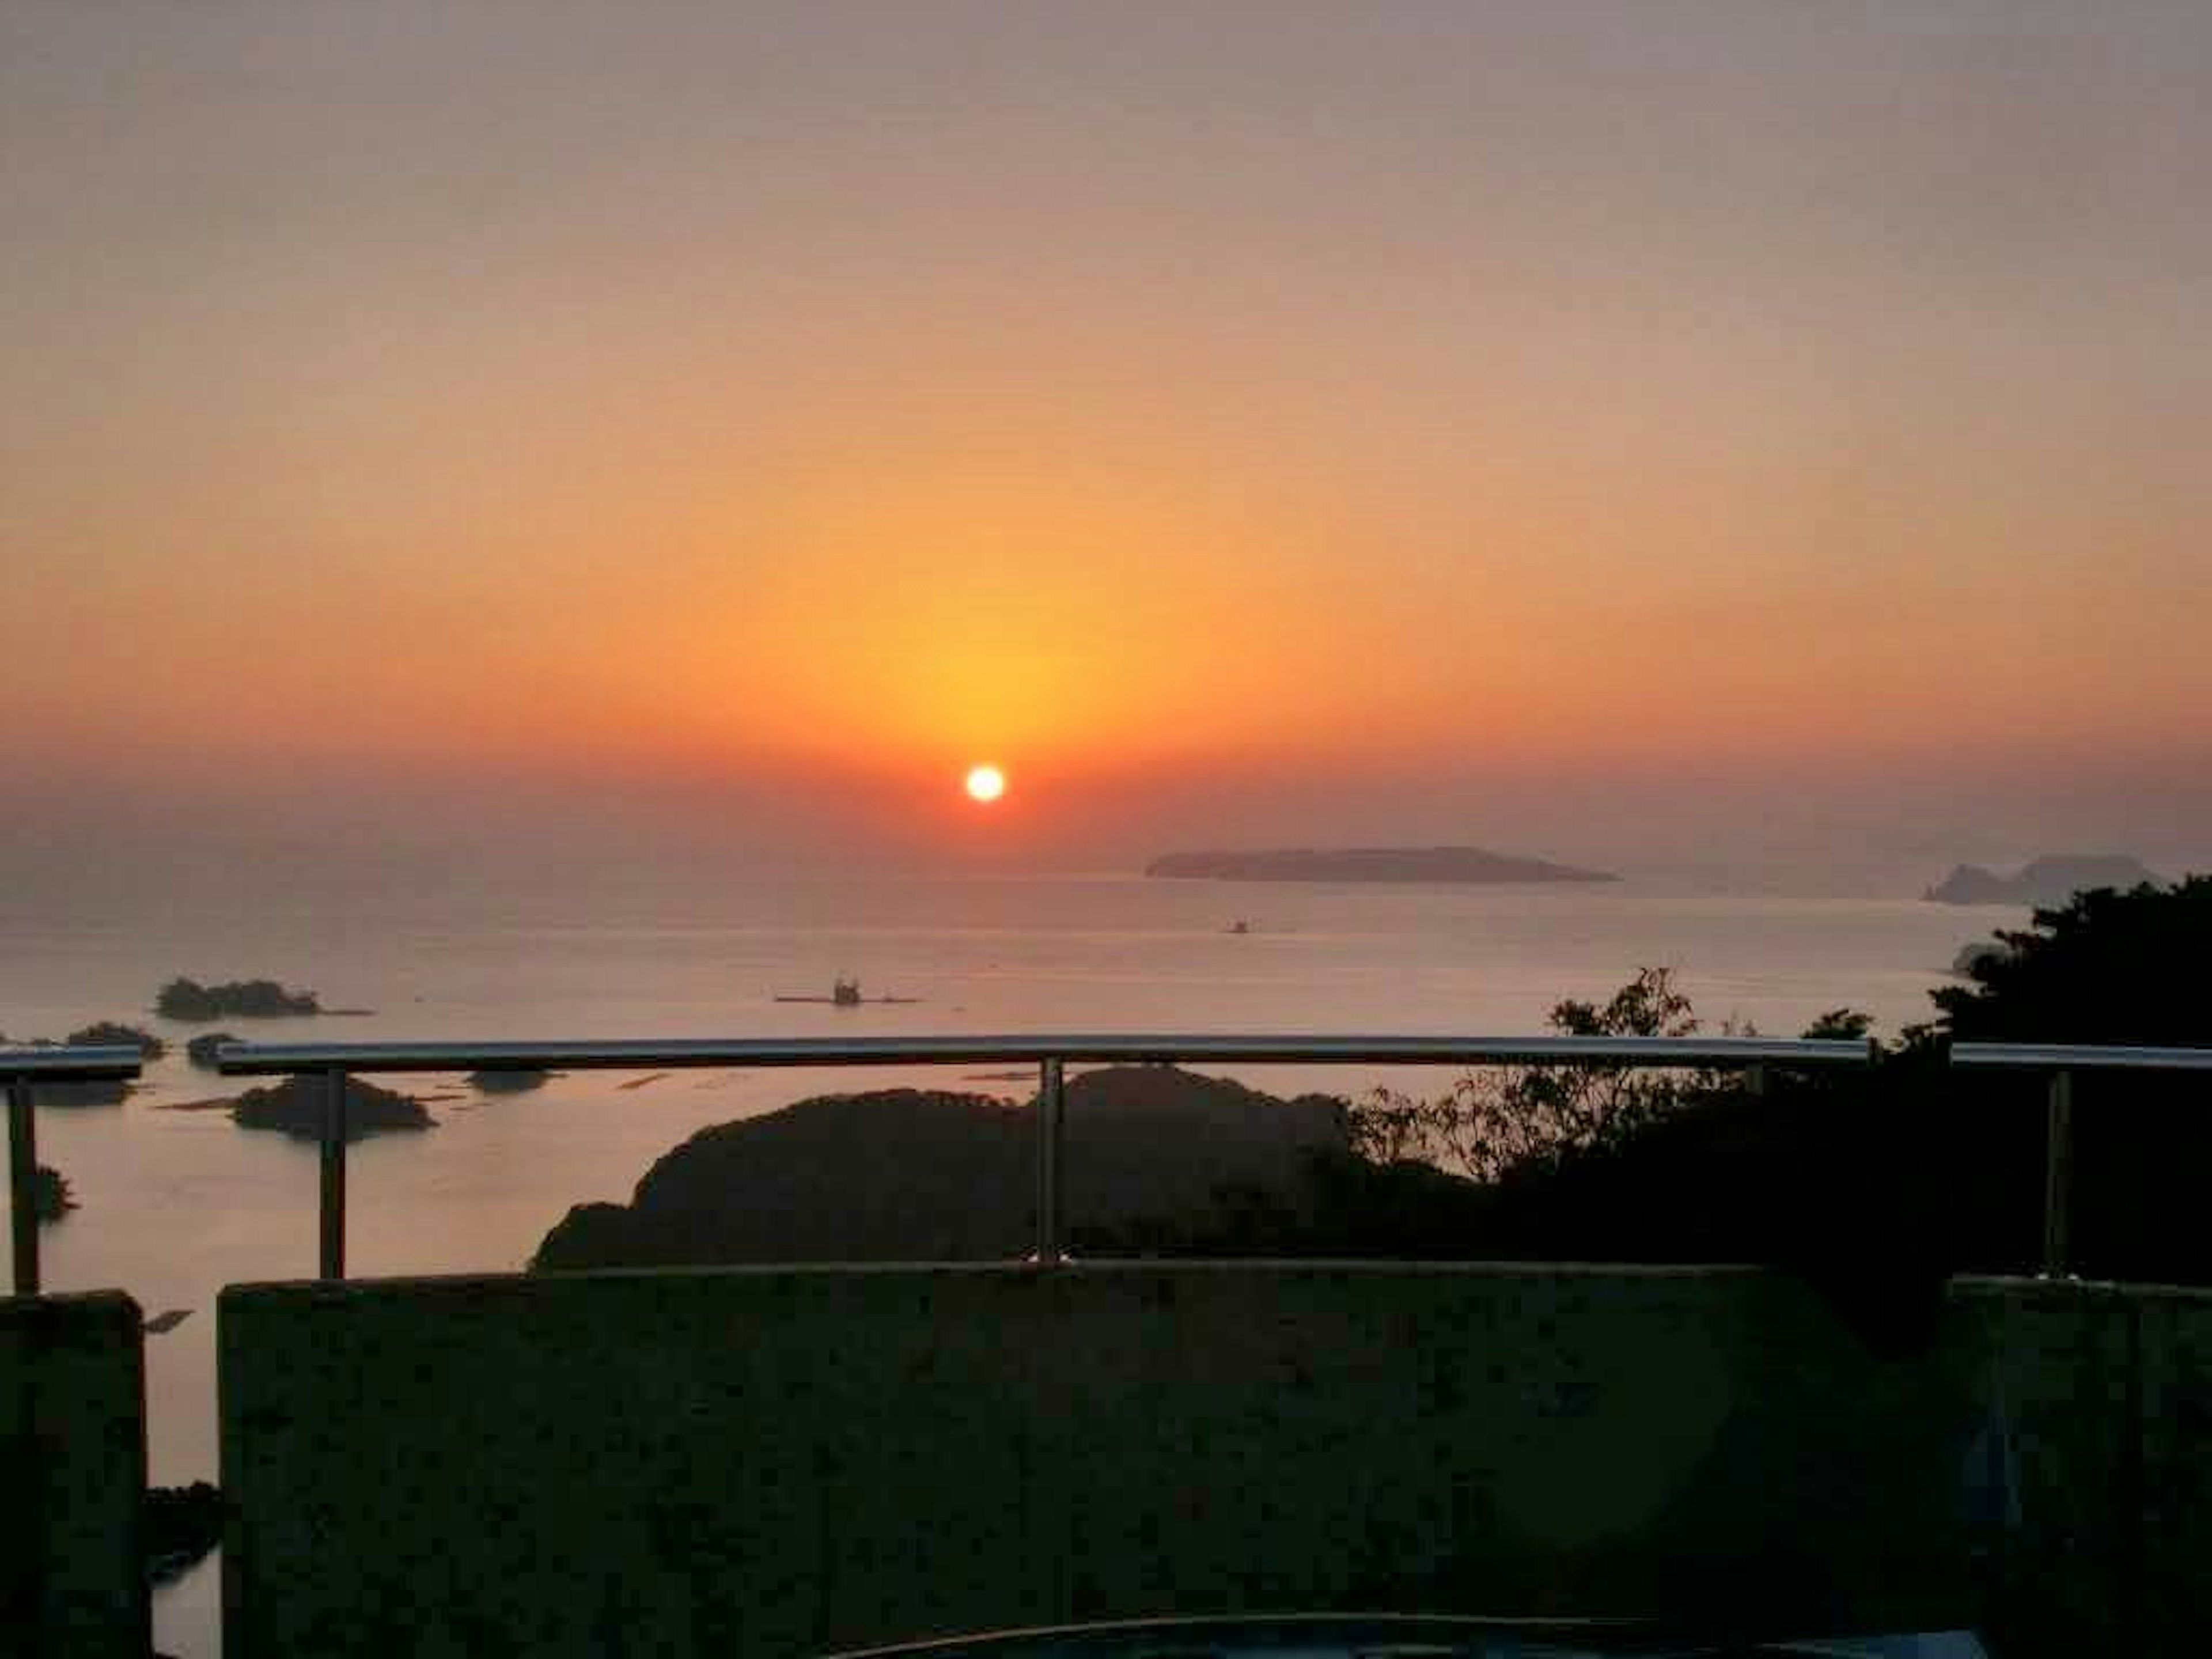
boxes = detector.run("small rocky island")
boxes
[1146,846,1618,884]
[1925,854,2161,907]
[185,1032,241,1069]
[66,1020,166,1058]
[230,1075,437,1140]
[157,976,322,1020]
[469,1067,550,1093]
[15,1027,150,1106]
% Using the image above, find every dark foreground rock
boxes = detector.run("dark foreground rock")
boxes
[146,1482,221,1583]
[230,1075,435,1140]
[533,1065,1346,1269]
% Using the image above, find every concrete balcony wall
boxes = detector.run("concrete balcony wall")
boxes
[1,1291,148,1659]
[221,1263,2031,1659]
[2117,1284,2212,1653]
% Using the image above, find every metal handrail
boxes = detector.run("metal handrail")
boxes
[18,1028,2205,1297]
[4,1045,147,1296]
[213,1033,1872,1281]
[1949,1041,2212,1278]
[1950,1042,2212,1072]
[214,1033,1872,1074]
[0,1044,147,1078]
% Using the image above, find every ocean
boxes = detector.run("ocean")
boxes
[4,869,2006,1656]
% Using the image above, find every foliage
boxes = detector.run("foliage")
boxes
[1801,1008,1874,1042]
[1949,941,2009,979]
[1918,872,2212,1285]
[1932,874,2211,1043]
[1344,967,1718,1181]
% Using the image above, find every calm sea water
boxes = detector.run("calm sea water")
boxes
[3,871,2005,1656]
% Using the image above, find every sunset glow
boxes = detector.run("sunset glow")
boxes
[6,4,2210,874]
[965,766,1007,805]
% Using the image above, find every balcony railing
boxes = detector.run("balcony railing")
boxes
[2,1044,146,1294]
[17,1035,2212,1291]
[206,1033,1873,1279]
[1949,1043,2212,1278]
[12,1032,2212,1293]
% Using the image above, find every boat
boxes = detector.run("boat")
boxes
[1226,919,1252,935]
[771,976,922,1007]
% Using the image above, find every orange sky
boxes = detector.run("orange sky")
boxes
[5,3,2210,870]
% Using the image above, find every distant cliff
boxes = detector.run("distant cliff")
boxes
[1925,854,2162,907]
[532,1066,1346,1269]
[1146,846,1618,884]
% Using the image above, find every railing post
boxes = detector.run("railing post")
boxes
[7,1076,37,1296]
[320,1067,349,1281]
[1035,1056,1065,1266]
[2043,1068,2074,1279]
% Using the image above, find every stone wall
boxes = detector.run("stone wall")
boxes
[1,1290,148,1659]
[222,1264,2014,1658]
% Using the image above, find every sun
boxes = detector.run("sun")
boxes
[964,763,1006,803]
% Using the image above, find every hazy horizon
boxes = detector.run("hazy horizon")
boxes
[7,1,2210,890]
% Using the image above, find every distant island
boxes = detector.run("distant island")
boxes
[1145,846,1619,885]
[157,976,322,1020]
[230,1075,437,1140]
[1924,854,2161,907]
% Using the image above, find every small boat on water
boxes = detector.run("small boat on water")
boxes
[772,975,922,1007]
[1226,919,1252,935]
